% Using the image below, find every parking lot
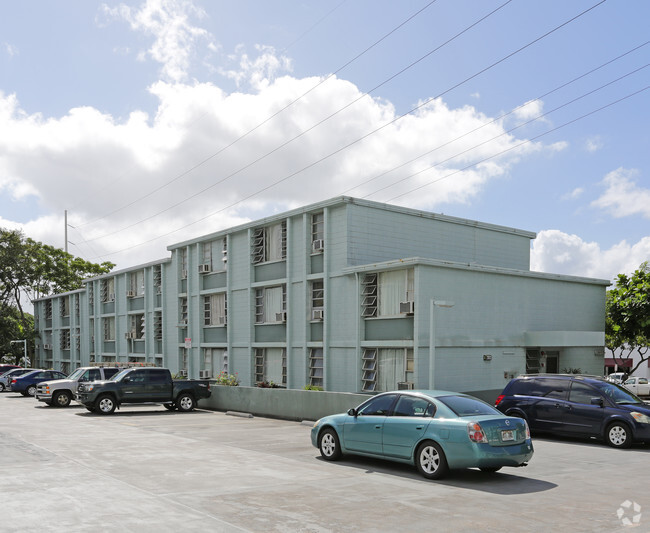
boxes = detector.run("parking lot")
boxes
[0,393,648,532]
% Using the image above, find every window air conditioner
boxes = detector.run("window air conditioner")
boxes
[399,301,415,314]
[181,269,188,279]
[397,381,414,390]
[179,370,188,377]
[43,344,52,350]
[275,311,287,323]
[126,290,136,298]
[108,293,115,302]
[125,332,137,339]
[311,309,324,321]
[199,370,210,379]
[198,264,211,274]
[312,239,324,253]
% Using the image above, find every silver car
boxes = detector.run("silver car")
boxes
[0,368,35,392]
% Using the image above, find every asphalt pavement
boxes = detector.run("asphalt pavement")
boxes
[0,392,647,532]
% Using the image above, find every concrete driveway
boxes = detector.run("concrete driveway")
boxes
[0,393,647,532]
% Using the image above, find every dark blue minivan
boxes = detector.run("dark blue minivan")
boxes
[495,374,650,448]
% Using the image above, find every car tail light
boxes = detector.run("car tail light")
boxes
[467,422,488,443]
[494,395,504,406]
[11,379,16,384]
[524,420,531,439]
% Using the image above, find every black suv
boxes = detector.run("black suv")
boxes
[495,374,650,448]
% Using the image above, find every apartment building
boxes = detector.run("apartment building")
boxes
[33,197,609,397]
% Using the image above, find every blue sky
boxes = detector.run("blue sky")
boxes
[0,0,648,282]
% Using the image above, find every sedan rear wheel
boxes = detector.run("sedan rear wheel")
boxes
[415,441,449,480]
[319,428,342,461]
[606,422,632,449]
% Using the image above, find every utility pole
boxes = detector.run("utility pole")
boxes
[64,210,68,253]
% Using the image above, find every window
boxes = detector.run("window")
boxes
[180,248,188,278]
[254,348,286,385]
[129,270,144,296]
[128,314,145,339]
[510,378,569,399]
[201,241,213,271]
[310,280,324,320]
[309,348,323,387]
[60,330,71,350]
[362,348,414,392]
[88,284,94,307]
[74,294,80,318]
[255,285,286,323]
[153,311,163,340]
[60,296,70,317]
[252,221,287,264]
[75,327,81,351]
[204,293,227,326]
[205,348,228,374]
[311,212,324,252]
[393,396,435,417]
[438,395,500,417]
[103,317,115,341]
[362,269,414,318]
[153,265,162,294]
[101,278,115,302]
[357,394,398,416]
[569,382,602,405]
[45,300,52,319]
[180,297,188,325]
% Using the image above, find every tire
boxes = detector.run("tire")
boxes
[26,385,36,397]
[415,441,449,480]
[318,428,342,461]
[479,467,502,473]
[605,421,632,449]
[163,403,176,411]
[176,393,195,412]
[0,383,5,392]
[96,394,117,415]
[53,391,72,408]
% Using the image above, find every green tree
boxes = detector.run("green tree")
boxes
[605,262,650,375]
[0,228,114,363]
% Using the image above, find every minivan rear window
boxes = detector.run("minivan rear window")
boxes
[508,378,569,399]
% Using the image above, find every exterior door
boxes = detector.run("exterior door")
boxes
[382,395,433,458]
[120,369,149,402]
[343,394,397,454]
[530,378,570,432]
[562,381,607,436]
[147,369,172,402]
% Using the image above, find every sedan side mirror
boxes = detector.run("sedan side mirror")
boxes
[347,408,357,417]
[590,397,604,407]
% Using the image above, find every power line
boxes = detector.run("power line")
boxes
[76,0,440,229]
[91,0,609,259]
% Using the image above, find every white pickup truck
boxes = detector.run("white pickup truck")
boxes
[623,376,650,397]
[35,366,121,407]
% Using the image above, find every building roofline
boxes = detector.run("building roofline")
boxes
[167,196,536,250]
[342,257,611,286]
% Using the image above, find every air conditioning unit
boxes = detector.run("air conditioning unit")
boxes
[311,309,324,321]
[125,332,137,339]
[126,290,136,298]
[179,370,188,377]
[275,311,287,323]
[181,269,188,279]
[312,239,324,253]
[179,319,188,326]
[397,381,414,390]
[199,370,210,379]
[218,316,227,325]
[108,293,115,302]
[43,344,52,350]
[399,301,415,314]
[198,264,211,274]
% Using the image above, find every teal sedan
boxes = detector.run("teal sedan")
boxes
[311,390,533,479]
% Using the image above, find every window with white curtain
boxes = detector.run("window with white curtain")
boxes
[363,348,414,392]
[129,270,145,296]
[204,293,227,326]
[255,285,286,323]
[255,348,286,385]
[103,317,115,341]
[252,222,286,264]
[373,269,414,317]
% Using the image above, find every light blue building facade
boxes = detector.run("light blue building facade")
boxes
[33,197,609,397]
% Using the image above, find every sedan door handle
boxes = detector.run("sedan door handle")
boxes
[375,425,382,429]
[415,426,424,430]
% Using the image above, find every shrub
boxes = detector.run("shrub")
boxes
[215,371,239,386]
[303,385,323,391]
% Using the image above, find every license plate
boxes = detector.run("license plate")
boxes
[501,430,514,441]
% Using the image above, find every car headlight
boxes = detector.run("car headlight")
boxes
[631,412,650,424]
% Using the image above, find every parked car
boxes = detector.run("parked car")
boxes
[10,370,68,397]
[0,364,21,375]
[0,368,34,392]
[622,377,650,397]
[75,367,211,414]
[311,390,533,480]
[36,366,121,407]
[495,374,650,448]
[606,372,627,384]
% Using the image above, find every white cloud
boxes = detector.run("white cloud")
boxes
[592,168,650,219]
[102,0,214,83]
[3,43,18,57]
[561,187,584,201]
[512,99,545,121]
[219,44,293,91]
[530,229,650,281]
[584,136,603,152]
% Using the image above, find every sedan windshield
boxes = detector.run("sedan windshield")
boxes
[591,380,644,405]
[438,395,501,417]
